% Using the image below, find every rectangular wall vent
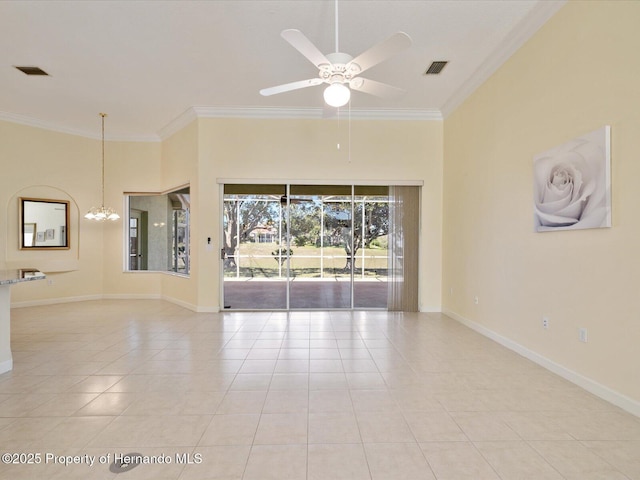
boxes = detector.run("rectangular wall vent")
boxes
[14,66,49,76]
[425,61,448,75]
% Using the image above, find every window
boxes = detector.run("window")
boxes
[125,186,190,275]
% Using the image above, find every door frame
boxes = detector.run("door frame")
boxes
[219,179,422,311]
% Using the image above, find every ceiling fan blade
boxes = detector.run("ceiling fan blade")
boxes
[350,77,406,99]
[260,78,323,96]
[281,29,331,68]
[347,32,411,75]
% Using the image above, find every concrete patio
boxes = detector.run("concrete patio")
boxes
[223,279,388,310]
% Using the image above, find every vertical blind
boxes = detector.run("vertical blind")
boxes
[387,185,420,311]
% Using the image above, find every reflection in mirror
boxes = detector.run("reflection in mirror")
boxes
[20,198,70,249]
[126,186,190,275]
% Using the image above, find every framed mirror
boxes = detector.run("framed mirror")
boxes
[20,197,70,249]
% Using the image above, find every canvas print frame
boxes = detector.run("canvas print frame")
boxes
[533,126,611,232]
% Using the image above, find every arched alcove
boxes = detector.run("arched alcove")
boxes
[5,185,80,272]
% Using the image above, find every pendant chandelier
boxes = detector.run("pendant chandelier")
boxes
[84,113,120,221]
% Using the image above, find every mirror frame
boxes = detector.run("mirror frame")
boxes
[19,197,70,250]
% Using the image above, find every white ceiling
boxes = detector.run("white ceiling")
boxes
[0,0,564,141]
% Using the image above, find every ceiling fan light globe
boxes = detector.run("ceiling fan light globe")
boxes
[324,83,350,107]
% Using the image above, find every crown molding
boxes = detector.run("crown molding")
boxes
[0,111,99,140]
[157,105,442,140]
[440,0,566,118]
[191,106,443,121]
[0,111,161,142]
[2,105,443,144]
[156,107,199,140]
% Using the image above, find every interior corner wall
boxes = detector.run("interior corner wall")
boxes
[197,117,443,312]
[159,120,198,309]
[101,139,164,299]
[101,123,199,309]
[442,1,640,407]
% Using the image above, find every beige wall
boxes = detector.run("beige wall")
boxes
[197,117,443,312]
[159,120,198,308]
[101,140,163,299]
[0,120,162,304]
[101,123,198,307]
[1,122,104,302]
[442,1,640,405]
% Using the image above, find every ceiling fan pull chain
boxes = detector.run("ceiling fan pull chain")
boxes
[335,0,339,53]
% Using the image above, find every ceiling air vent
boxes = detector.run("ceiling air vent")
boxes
[425,61,448,75]
[14,66,49,76]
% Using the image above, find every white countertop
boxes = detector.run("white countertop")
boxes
[0,269,46,286]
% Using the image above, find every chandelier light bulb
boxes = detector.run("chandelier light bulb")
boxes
[324,83,350,107]
[84,206,120,222]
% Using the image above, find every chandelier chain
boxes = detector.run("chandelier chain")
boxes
[84,112,120,221]
[100,113,106,207]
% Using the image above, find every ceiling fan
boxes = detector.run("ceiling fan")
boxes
[278,195,315,205]
[259,0,412,108]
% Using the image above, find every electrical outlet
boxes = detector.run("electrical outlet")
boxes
[47,279,54,286]
[473,296,479,305]
[450,287,454,296]
[579,328,588,343]
[542,316,549,329]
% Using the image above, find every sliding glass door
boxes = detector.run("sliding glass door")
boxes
[222,184,414,311]
[288,185,353,309]
[222,185,287,309]
[353,187,390,309]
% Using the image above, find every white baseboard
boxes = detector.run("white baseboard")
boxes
[0,358,13,375]
[194,305,220,313]
[11,294,103,308]
[443,308,640,418]
[95,294,202,312]
[102,293,162,300]
[160,295,217,313]
[161,295,195,311]
[420,306,441,313]
[11,293,219,314]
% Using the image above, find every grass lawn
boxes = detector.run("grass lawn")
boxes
[224,242,388,279]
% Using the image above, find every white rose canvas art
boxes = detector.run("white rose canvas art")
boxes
[533,126,611,232]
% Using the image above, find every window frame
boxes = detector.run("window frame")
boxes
[123,185,190,277]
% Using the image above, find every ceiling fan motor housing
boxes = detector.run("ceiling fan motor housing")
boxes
[320,52,360,84]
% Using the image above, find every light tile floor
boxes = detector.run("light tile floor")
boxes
[0,300,639,479]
